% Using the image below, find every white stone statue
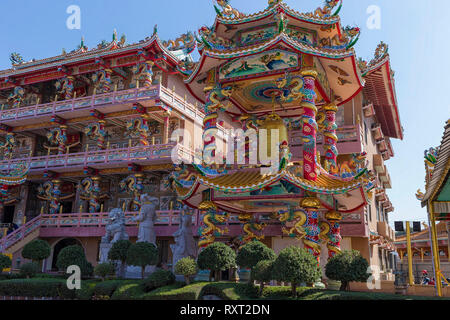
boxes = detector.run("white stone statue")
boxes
[100,208,129,263]
[170,204,197,272]
[132,194,159,244]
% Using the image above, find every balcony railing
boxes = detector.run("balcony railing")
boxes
[0,143,194,172]
[289,125,362,157]
[0,85,204,124]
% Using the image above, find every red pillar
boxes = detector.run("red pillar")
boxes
[300,70,318,181]
[325,211,343,259]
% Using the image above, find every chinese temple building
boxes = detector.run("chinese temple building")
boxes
[416,119,450,295]
[0,0,401,280]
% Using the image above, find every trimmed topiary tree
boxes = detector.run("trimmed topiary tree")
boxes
[22,239,51,263]
[94,262,116,281]
[252,259,274,296]
[197,242,236,282]
[126,242,158,279]
[174,257,198,285]
[325,249,370,291]
[272,246,321,297]
[56,245,92,277]
[0,254,11,274]
[236,241,275,282]
[19,262,40,278]
[108,240,132,278]
[142,269,176,292]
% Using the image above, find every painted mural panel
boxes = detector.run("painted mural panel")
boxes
[239,25,277,46]
[286,27,316,46]
[219,50,299,81]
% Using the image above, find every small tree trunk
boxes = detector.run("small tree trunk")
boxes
[340,281,349,291]
[291,283,297,297]
[259,282,265,296]
[209,270,213,282]
[141,267,145,279]
[185,275,191,285]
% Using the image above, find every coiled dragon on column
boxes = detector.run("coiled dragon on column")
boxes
[197,201,229,248]
[119,174,144,211]
[130,61,154,88]
[55,76,75,100]
[85,121,107,150]
[279,208,307,240]
[79,177,109,213]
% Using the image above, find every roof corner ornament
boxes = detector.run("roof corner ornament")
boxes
[214,0,243,19]
[306,0,343,19]
[268,0,282,8]
[153,24,158,37]
[9,52,24,66]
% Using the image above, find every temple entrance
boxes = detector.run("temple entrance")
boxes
[51,238,83,270]
[3,206,14,224]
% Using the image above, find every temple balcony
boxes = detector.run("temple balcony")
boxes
[0,143,194,174]
[0,85,204,127]
[377,221,396,241]
[1,211,283,252]
[289,125,362,160]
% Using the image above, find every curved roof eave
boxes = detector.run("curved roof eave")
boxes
[185,33,357,84]
[363,55,403,140]
[0,34,180,80]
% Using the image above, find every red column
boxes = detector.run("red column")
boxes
[300,70,318,181]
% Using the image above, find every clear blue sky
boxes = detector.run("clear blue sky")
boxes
[0,0,449,226]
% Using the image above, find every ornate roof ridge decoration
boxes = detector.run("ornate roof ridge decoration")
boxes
[358,41,389,76]
[0,162,30,185]
[170,164,374,200]
[186,32,357,83]
[419,120,450,206]
[0,33,182,79]
[214,0,341,26]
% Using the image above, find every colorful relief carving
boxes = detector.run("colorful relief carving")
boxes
[163,32,196,53]
[79,177,109,213]
[85,121,108,150]
[130,61,154,88]
[300,197,321,260]
[92,69,113,94]
[317,104,339,172]
[37,180,75,215]
[0,133,16,160]
[319,211,342,258]
[125,117,160,146]
[214,0,243,19]
[197,201,229,248]
[305,0,342,19]
[119,174,144,211]
[279,208,307,240]
[330,152,368,178]
[275,72,304,102]
[55,76,75,100]
[7,86,25,108]
[240,26,277,46]
[319,26,360,50]
[197,25,235,50]
[219,50,298,80]
[46,126,68,155]
[300,70,319,181]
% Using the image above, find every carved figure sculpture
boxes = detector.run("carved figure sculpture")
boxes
[170,205,197,270]
[132,194,159,244]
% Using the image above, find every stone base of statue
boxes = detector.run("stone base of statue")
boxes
[99,243,113,263]
[125,265,156,279]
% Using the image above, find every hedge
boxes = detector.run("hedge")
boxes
[142,269,175,292]
[0,278,76,299]
[143,282,200,300]
[110,281,145,300]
